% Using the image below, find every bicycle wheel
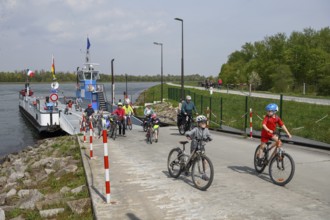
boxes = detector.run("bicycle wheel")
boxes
[143,123,148,132]
[112,125,117,140]
[167,148,182,178]
[191,154,214,191]
[269,152,295,186]
[179,124,186,135]
[254,145,267,173]
[128,118,132,130]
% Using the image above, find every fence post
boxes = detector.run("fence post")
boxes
[102,129,111,203]
[220,97,223,129]
[244,96,248,135]
[279,94,283,119]
[206,107,210,128]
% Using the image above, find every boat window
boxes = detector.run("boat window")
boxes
[84,72,91,79]
[78,72,85,80]
[92,71,100,80]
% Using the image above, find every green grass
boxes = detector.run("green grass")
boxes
[137,84,330,144]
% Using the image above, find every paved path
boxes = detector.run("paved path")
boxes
[78,125,330,220]
[167,83,330,106]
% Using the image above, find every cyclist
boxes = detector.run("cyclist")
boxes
[144,103,154,125]
[150,113,160,143]
[112,102,126,136]
[180,95,198,126]
[185,115,212,179]
[257,103,292,162]
[84,104,94,126]
[123,101,134,128]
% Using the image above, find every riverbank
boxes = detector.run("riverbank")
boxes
[0,136,93,219]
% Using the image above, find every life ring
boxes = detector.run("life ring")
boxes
[51,81,59,89]
[50,93,58,102]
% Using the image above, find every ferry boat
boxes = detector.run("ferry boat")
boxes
[18,72,61,133]
[19,38,110,135]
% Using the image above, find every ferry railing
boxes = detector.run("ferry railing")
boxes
[59,111,77,135]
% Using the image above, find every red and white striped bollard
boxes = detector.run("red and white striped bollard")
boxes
[249,108,253,138]
[103,129,111,203]
[89,121,93,158]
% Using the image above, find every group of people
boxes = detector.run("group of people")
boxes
[82,94,292,167]
[81,101,135,137]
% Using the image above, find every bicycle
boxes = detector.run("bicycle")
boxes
[146,122,155,144]
[167,138,214,191]
[253,131,295,186]
[126,113,133,130]
[108,116,118,140]
[178,114,195,135]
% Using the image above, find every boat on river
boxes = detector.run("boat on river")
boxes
[18,38,110,135]
[18,74,61,133]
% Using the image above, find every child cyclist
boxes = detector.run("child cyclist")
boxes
[257,103,292,161]
[150,113,160,142]
[185,115,212,178]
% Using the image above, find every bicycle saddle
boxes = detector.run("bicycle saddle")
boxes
[180,141,189,145]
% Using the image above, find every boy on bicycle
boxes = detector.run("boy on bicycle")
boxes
[185,115,212,178]
[258,103,292,160]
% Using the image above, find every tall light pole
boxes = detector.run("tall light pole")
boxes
[111,58,115,110]
[153,42,163,103]
[125,73,128,100]
[174,17,184,99]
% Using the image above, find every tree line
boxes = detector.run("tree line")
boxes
[0,71,207,84]
[219,27,330,96]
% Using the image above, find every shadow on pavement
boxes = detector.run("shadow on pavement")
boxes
[227,165,272,183]
[126,213,142,220]
[162,170,195,188]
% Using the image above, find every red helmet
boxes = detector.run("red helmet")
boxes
[151,113,157,119]
[88,104,92,108]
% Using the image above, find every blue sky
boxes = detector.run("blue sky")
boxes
[0,0,329,76]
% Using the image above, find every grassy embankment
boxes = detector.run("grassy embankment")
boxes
[135,83,330,144]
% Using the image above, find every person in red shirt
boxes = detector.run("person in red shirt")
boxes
[112,102,126,136]
[258,103,292,158]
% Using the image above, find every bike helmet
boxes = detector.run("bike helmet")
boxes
[151,113,157,119]
[265,103,278,112]
[88,104,92,108]
[186,95,191,100]
[117,102,123,106]
[196,115,207,123]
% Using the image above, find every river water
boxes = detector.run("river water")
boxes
[0,82,157,158]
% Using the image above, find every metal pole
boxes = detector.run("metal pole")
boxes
[175,18,184,99]
[125,73,128,99]
[154,42,164,103]
[111,59,115,109]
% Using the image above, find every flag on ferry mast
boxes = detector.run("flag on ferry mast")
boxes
[27,69,34,77]
[86,37,91,62]
[51,55,56,80]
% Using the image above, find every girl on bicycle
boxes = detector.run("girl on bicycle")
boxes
[150,113,160,143]
[258,103,292,159]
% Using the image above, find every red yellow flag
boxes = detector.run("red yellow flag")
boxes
[51,55,56,80]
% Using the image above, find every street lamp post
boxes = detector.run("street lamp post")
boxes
[153,42,163,103]
[111,58,115,110]
[174,17,184,99]
[125,73,128,100]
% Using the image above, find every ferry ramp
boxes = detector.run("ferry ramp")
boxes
[77,123,330,220]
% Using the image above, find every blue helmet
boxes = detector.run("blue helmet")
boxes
[265,103,278,112]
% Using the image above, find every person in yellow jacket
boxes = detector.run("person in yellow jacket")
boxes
[123,101,134,129]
